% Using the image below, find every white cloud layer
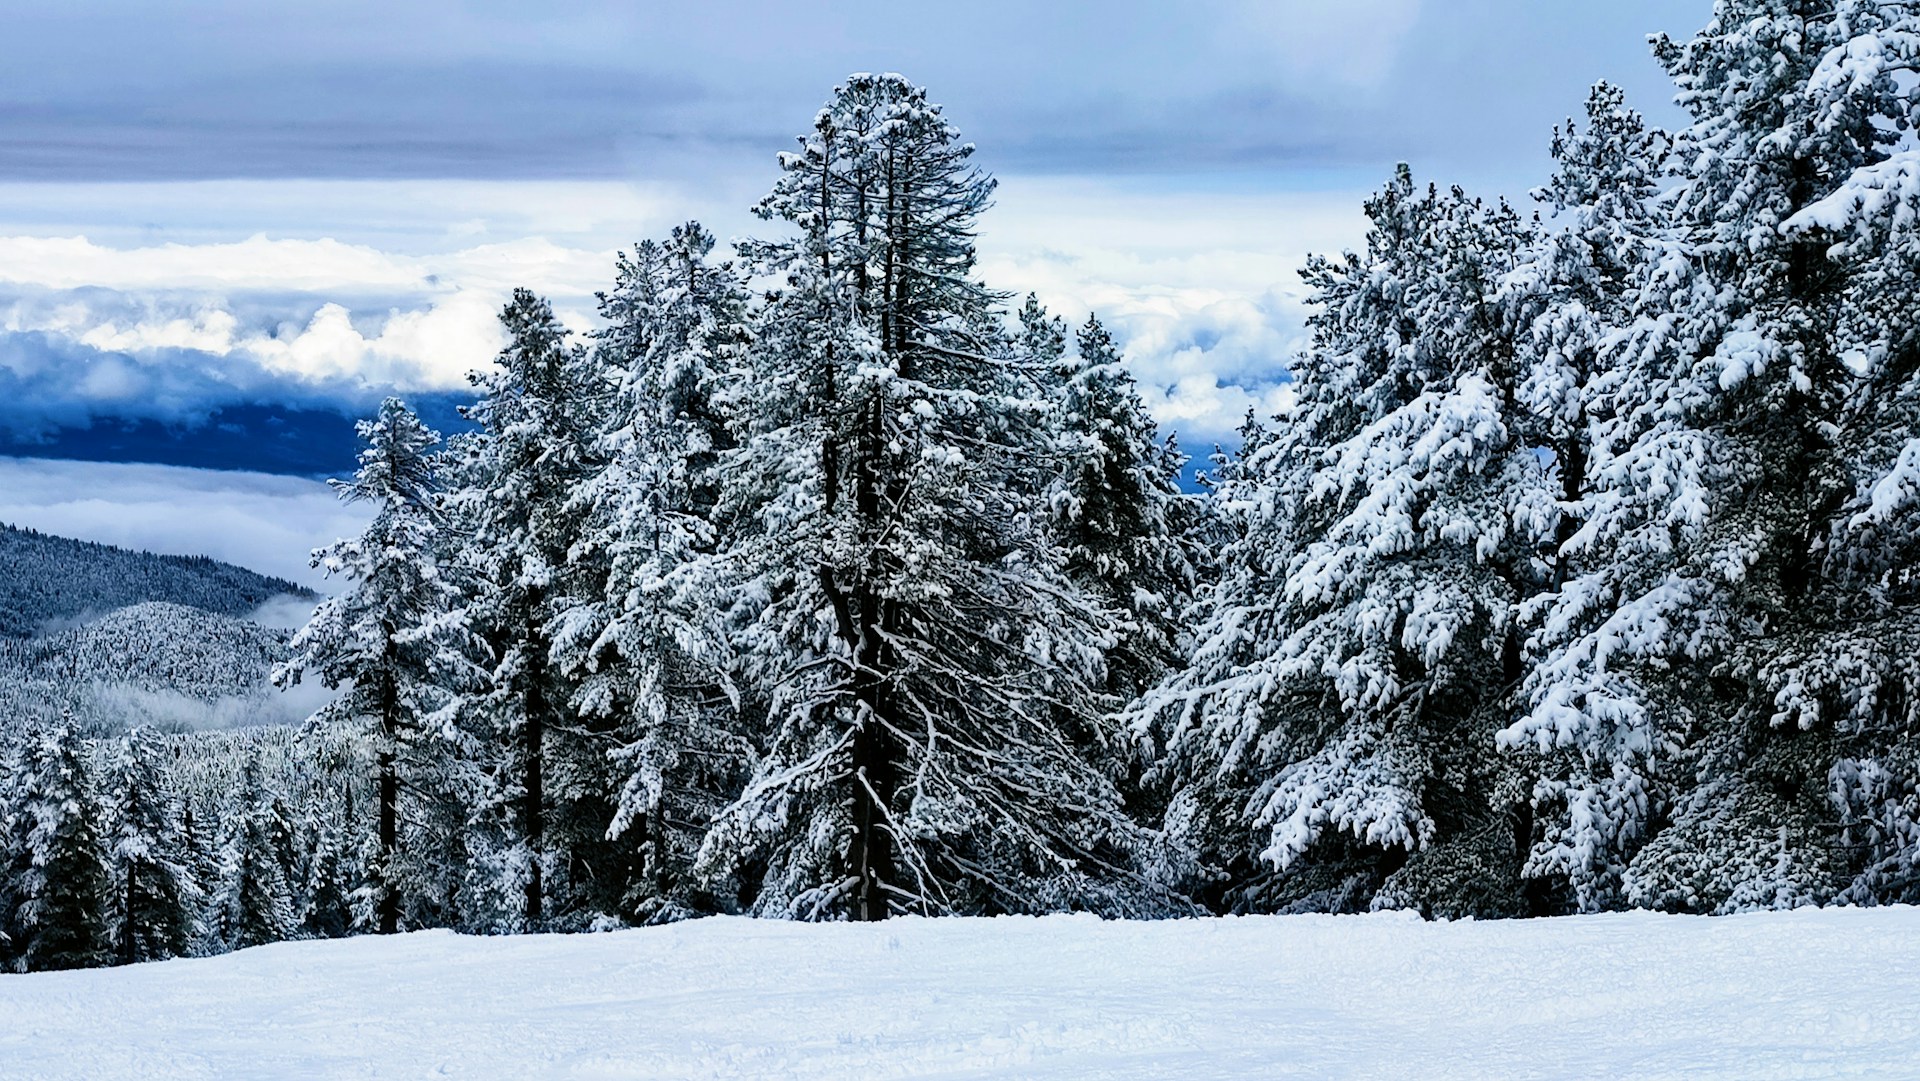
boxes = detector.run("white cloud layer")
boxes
[0,457,369,590]
[0,173,1375,449]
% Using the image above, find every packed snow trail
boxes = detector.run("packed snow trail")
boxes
[3,908,1917,1080]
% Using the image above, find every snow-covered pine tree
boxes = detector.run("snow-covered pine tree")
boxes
[1749,1,1920,906]
[547,221,753,922]
[457,289,606,929]
[3,717,112,970]
[102,725,201,963]
[277,397,477,934]
[1494,82,1676,913]
[1050,314,1203,704]
[698,74,1171,920]
[298,818,355,939]
[0,729,21,967]
[1133,167,1546,916]
[209,754,298,951]
[1505,0,1919,913]
[1016,292,1068,371]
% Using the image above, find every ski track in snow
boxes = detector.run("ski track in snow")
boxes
[1,907,1915,1080]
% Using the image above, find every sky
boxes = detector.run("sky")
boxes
[0,0,1707,576]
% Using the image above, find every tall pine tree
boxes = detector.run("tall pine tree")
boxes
[457,290,606,929]
[102,726,201,963]
[1134,168,1545,916]
[699,74,1171,920]
[278,397,477,933]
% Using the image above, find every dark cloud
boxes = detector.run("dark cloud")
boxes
[0,326,475,475]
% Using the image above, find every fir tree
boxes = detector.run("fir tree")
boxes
[210,755,298,951]
[1495,82,1674,912]
[548,222,752,922]
[457,289,606,929]
[1505,0,1920,913]
[1133,168,1544,916]
[277,397,477,934]
[700,74,1172,920]
[102,726,201,963]
[1050,313,1203,703]
[5,717,112,970]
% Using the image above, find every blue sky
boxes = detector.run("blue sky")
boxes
[0,1,1706,568]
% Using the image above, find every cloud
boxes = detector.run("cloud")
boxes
[0,457,369,589]
[0,2,1693,182]
[1220,0,1425,92]
[981,178,1369,447]
[0,169,1367,458]
[0,227,630,437]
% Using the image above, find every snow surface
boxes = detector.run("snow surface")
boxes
[3,908,1917,1080]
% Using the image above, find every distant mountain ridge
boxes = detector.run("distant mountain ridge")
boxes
[0,522,311,639]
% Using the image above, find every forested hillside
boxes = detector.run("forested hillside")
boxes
[0,602,304,734]
[7,0,1920,976]
[0,524,309,638]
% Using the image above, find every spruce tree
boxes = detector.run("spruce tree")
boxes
[1133,168,1543,916]
[209,755,298,951]
[1505,0,1920,913]
[1050,313,1203,703]
[278,397,477,933]
[5,718,112,970]
[1495,82,1673,913]
[102,726,201,963]
[457,289,605,929]
[549,222,752,922]
[698,74,1171,920]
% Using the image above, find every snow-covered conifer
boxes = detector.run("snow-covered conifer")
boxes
[4,717,111,970]
[102,725,202,963]
[457,290,606,929]
[209,755,298,951]
[277,397,477,934]
[1504,0,1920,913]
[547,221,753,922]
[1494,83,1676,912]
[1050,314,1203,702]
[1134,167,1545,915]
[699,74,1172,920]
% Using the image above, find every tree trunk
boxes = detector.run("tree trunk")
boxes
[121,866,136,965]
[377,748,399,934]
[524,680,546,928]
[847,390,900,922]
[375,651,402,935]
[848,624,898,922]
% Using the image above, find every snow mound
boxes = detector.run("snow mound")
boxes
[3,907,1917,1079]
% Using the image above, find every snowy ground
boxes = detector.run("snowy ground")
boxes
[3,908,1917,1080]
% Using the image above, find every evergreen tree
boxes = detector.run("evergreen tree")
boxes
[0,731,19,967]
[102,725,201,963]
[457,289,606,929]
[277,397,477,933]
[209,755,298,951]
[1050,313,1203,703]
[1495,82,1674,913]
[1504,0,1920,913]
[699,74,1172,920]
[4,717,111,970]
[1133,168,1544,916]
[548,221,754,922]
[1737,0,1920,906]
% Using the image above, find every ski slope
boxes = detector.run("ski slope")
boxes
[3,907,1917,1080]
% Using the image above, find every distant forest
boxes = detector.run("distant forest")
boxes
[0,523,306,638]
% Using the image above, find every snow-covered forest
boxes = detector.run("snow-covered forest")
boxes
[8,0,1920,973]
